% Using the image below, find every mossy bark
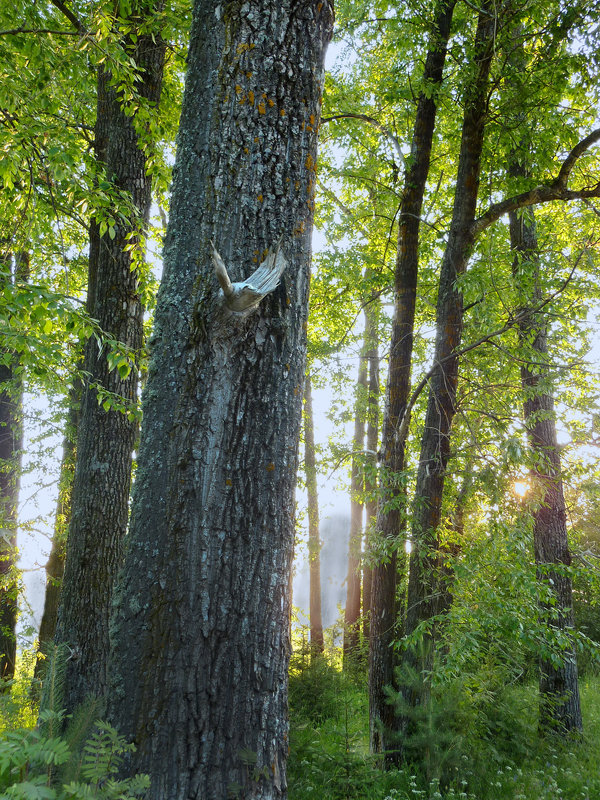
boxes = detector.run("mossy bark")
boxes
[107,3,333,797]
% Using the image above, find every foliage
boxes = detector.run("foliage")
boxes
[288,649,600,800]
[0,647,149,799]
[0,717,149,800]
[288,648,399,800]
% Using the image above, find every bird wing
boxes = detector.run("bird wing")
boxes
[211,240,233,297]
[243,237,287,296]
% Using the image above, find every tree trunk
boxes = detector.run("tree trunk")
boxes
[504,22,582,734]
[369,0,456,759]
[0,252,28,681]
[304,373,324,656]
[343,344,367,666]
[106,3,333,798]
[33,385,79,688]
[54,5,166,714]
[436,468,471,620]
[400,1,496,745]
[362,300,379,642]
[509,203,582,733]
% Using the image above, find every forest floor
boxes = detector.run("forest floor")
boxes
[288,653,600,800]
[2,648,598,799]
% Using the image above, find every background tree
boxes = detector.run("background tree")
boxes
[0,1,180,687]
[33,391,78,684]
[509,194,582,730]
[399,0,600,748]
[0,253,28,681]
[343,330,367,665]
[53,0,167,715]
[365,0,457,757]
[304,373,324,656]
[362,296,379,642]
[399,2,497,741]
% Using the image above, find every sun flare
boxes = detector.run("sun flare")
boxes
[513,480,529,499]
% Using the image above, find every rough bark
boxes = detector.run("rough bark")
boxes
[368,0,456,759]
[343,344,367,665]
[362,300,379,642]
[401,4,496,726]
[54,4,166,714]
[0,253,28,681]
[509,202,582,733]
[304,373,324,656]
[107,3,333,798]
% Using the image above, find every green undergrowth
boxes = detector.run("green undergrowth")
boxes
[0,647,149,800]
[288,651,600,800]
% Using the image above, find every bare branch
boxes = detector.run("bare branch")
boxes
[556,128,600,189]
[317,180,371,239]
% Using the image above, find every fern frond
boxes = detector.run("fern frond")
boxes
[37,644,69,737]
[60,697,103,786]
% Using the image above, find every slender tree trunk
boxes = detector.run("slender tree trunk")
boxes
[509,203,582,733]
[436,468,471,619]
[0,252,28,681]
[505,23,582,734]
[399,2,496,746]
[33,385,79,687]
[106,3,333,797]
[304,373,324,656]
[362,300,379,642]
[54,5,166,714]
[343,345,367,666]
[369,0,456,759]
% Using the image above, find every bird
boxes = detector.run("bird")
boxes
[211,236,287,313]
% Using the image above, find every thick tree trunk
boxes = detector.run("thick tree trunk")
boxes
[509,205,582,733]
[0,253,28,681]
[54,6,166,714]
[343,346,367,665]
[304,373,324,656]
[107,3,333,798]
[399,2,496,746]
[362,300,379,642]
[368,0,456,759]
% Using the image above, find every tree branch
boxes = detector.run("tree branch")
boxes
[471,128,600,239]
[321,113,406,167]
[48,0,86,33]
[0,28,80,36]
[556,128,600,189]
[393,250,583,449]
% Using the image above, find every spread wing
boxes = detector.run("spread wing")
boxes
[242,235,287,297]
[212,236,287,311]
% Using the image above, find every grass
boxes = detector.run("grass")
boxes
[288,655,600,800]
